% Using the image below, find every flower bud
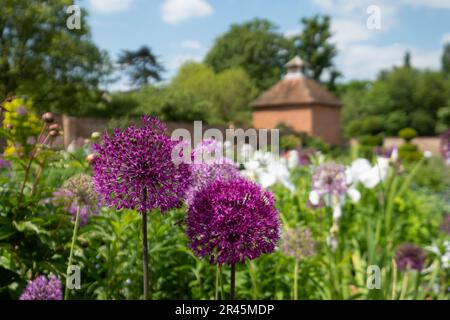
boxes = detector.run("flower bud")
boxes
[49,123,60,131]
[42,112,54,123]
[49,130,59,137]
[86,153,97,163]
[91,132,101,140]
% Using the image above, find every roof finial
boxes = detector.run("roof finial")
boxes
[284,56,304,79]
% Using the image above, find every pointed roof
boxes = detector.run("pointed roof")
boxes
[251,56,341,108]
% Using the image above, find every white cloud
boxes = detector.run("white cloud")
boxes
[161,0,213,24]
[331,19,374,48]
[284,29,302,38]
[442,33,450,45]
[181,40,203,49]
[89,0,134,13]
[339,44,440,80]
[400,0,450,9]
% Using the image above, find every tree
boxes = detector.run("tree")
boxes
[442,43,450,78]
[117,46,164,87]
[172,62,257,125]
[0,0,112,115]
[205,18,291,91]
[403,51,412,68]
[341,66,450,137]
[291,15,338,83]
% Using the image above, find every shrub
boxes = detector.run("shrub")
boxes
[280,135,301,151]
[399,142,422,162]
[399,127,418,142]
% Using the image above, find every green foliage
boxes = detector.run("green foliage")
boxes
[205,16,339,92]
[205,18,292,91]
[290,15,339,85]
[172,62,257,125]
[436,106,450,133]
[442,43,450,78]
[280,135,302,151]
[399,127,418,142]
[0,0,112,115]
[399,143,422,162]
[341,62,450,136]
[2,97,41,157]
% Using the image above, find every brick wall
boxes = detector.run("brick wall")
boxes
[252,104,342,146]
[252,105,313,135]
[311,105,341,146]
[383,137,441,156]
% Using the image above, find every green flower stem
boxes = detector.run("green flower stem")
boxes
[293,259,299,300]
[65,203,81,300]
[399,271,409,300]
[230,264,236,300]
[142,210,149,300]
[215,265,220,300]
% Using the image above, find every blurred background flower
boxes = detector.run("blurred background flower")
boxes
[19,275,62,300]
[395,243,427,271]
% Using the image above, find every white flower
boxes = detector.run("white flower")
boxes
[242,150,295,192]
[286,150,299,169]
[425,241,450,269]
[347,187,361,203]
[346,157,389,189]
[424,150,432,158]
[309,190,320,206]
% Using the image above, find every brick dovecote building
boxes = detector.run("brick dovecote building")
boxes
[251,56,342,145]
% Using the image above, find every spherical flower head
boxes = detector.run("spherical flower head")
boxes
[92,116,191,213]
[185,139,240,205]
[439,213,450,235]
[187,177,281,265]
[281,227,316,260]
[395,243,426,271]
[19,275,63,300]
[50,173,100,227]
[312,162,347,198]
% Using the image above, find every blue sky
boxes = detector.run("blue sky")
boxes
[80,0,450,89]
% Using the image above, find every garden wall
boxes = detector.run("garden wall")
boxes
[350,137,442,157]
[383,137,441,156]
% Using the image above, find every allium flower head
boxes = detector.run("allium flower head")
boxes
[92,116,191,213]
[187,177,280,265]
[185,139,240,205]
[311,163,347,198]
[281,227,316,260]
[50,173,100,227]
[395,243,427,271]
[439,213,450,235]
[19,275,62,300]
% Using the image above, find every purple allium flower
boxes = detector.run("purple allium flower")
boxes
[91,116,191,213]
[19,275,63,300]
[395,243,427,271]
[439,213,450,235]
[49,174,100,227]
[187,177,280,265]
[185,139,240,205]
[311,163,347,200]
[281,227,316,260]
